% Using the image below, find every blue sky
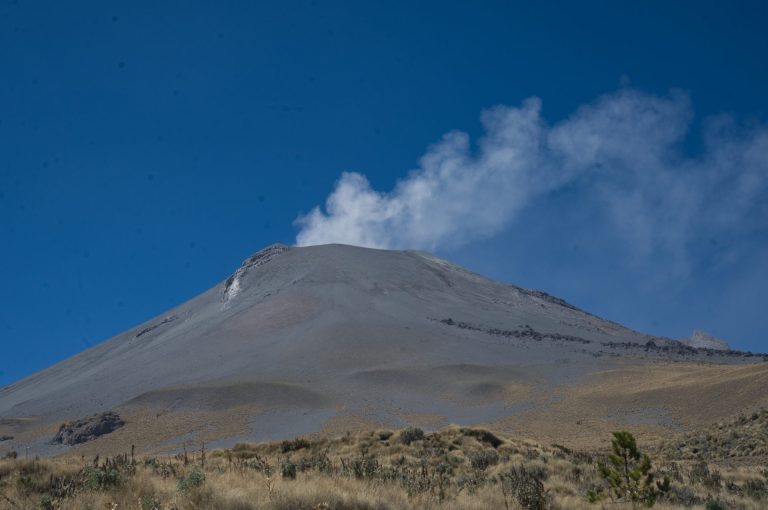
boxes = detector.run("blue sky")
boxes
[1,1,767,386]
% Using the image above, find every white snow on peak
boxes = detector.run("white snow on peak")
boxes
[223,276,241,303]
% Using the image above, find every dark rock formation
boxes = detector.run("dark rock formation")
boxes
[135,314,177,338]
[435,317,591,344]
[0,435,13,442]
[53,411,124,445]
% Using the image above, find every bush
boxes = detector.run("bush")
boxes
[39,495,54,510]
[572,451,593,465]
[667,486,700,506]
[705,499,727,510]
[82,465,120,491]
[177,468,206,493]
[500,465,549,510]
[741,478,766,500]
[400,427,425,445]
[469,449,499,471]
[139,495,162,510]
[280,438,310,453]
[299,452,332,474]
[350,456,379,479]
[280,460,297,480]
[462,428,503,448]
[586,486,604,503]
[436,462,454,477]
[689,461,722,489]
[4,450,18,459]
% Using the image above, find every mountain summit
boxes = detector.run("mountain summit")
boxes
[0,244,765,455]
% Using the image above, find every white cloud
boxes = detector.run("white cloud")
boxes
[295,88,768,271]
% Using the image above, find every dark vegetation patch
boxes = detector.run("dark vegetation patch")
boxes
[460,428,503,448]
[399,426,425,445]
[281,438,311,453]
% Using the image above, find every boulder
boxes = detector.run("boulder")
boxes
[53,411,124,445]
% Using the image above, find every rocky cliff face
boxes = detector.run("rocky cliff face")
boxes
[682,330,731,351]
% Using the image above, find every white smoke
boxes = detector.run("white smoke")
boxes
[295,88,768,265]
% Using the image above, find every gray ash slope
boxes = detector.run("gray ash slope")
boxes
[0,244,762,449]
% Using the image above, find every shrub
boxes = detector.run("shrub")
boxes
[400,427,425,445]
[462,428,503,448]
[4,450,18,459]
[436,462,454,476]
[742,478,766,500]
[500,465,549,510]
[705,499,727,510]
[280,438,310,453]
[38,495,54,510]
[586,486,604,503]
[350,456,379,479]
[666,485,700,506]
[657,461,684,484]
[82,465,121,491]
[689,461,722,489]
[725,479,742,496]
[469,449,499,471]
[139,495,162,510]
[572,451,593,465]
[299,452,332,474]
[177,468,206,493]
[280,460,297,480]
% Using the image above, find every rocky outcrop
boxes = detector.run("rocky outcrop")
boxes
[682,330,730,351]
[135,315,177,338]
[222,244,289,302]
[53,411,125,445]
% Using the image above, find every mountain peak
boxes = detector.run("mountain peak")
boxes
[1,243,761,456]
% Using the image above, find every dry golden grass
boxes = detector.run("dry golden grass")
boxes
[656,409,768,461]
[1,424,766,509]
[483,360,768,450]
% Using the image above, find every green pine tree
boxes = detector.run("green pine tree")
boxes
[597,431,668,507]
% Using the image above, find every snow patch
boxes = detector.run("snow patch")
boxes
[224,276,241,302]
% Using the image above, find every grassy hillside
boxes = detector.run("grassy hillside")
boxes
[1,424,766,509]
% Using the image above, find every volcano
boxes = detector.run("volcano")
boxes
[1,244,766,456]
